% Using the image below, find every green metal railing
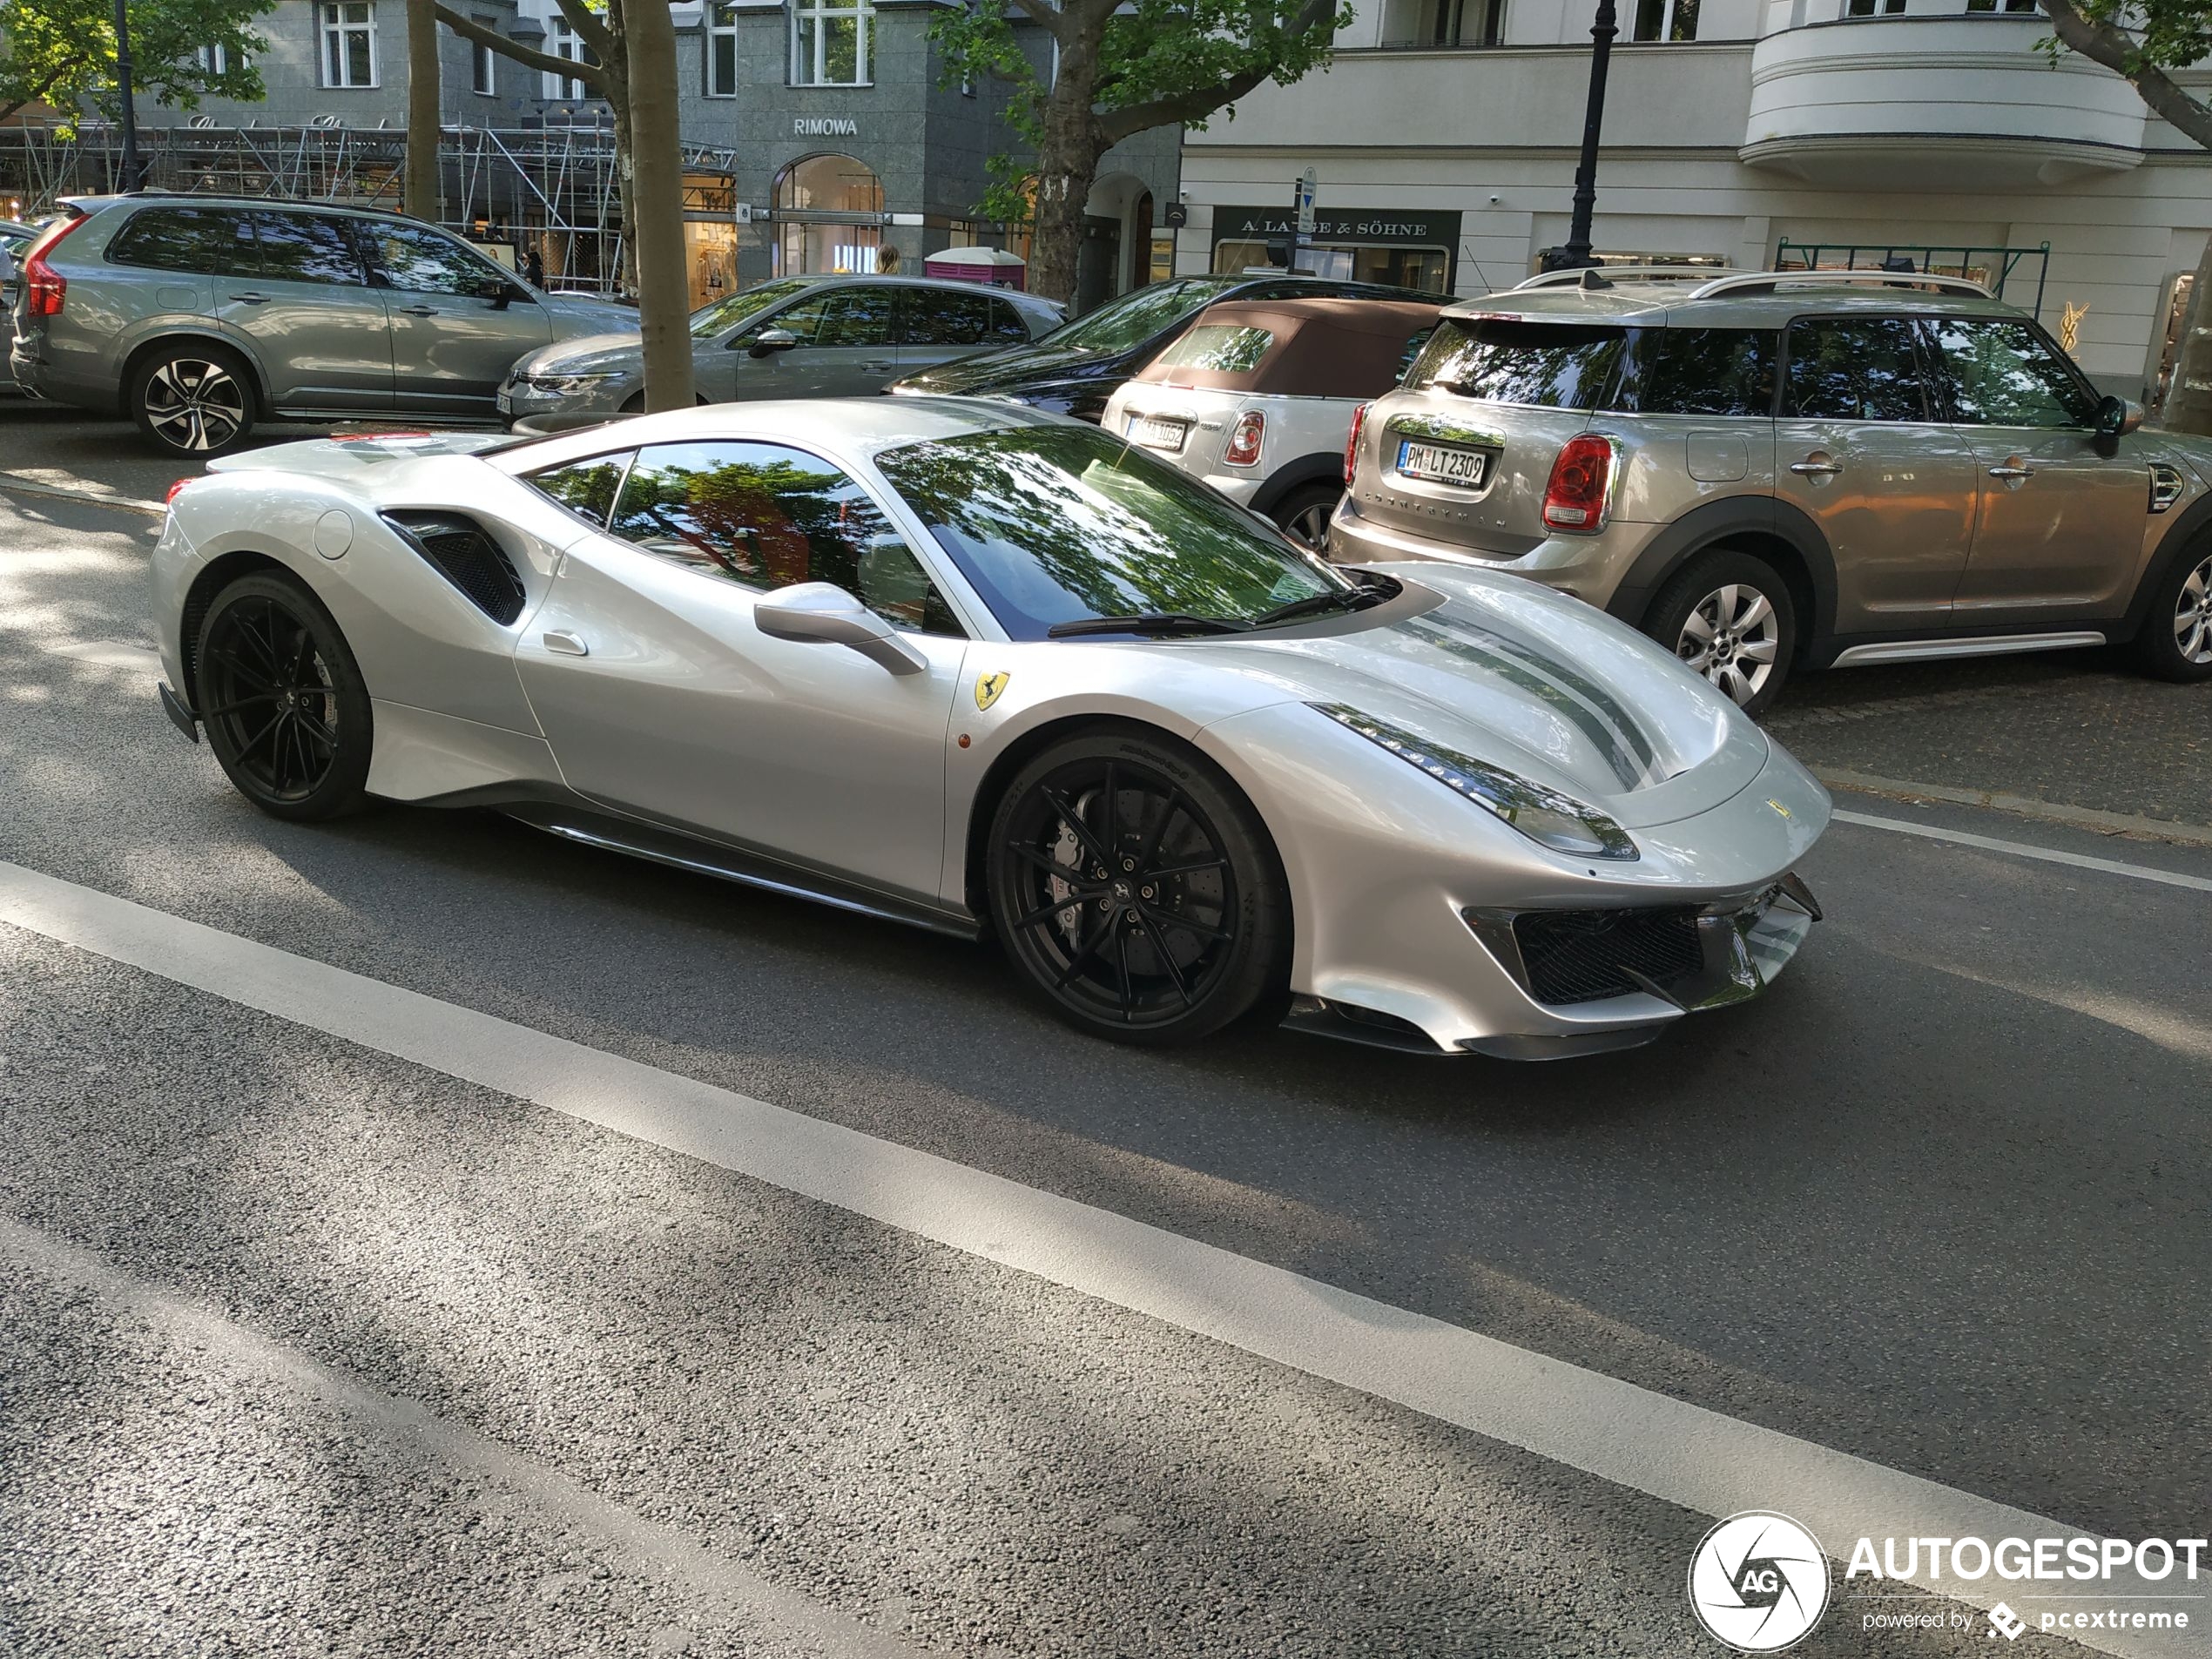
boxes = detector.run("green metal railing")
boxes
[1773,239,2051,317]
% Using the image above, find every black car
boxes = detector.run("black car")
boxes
[885,273,1440,422]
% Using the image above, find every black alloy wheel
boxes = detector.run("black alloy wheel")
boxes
[193,572,373,821]
[986,732,1289,1045]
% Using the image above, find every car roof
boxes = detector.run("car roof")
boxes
[496,395,1067,472]
[1443,275,2029,329]
[1137,297,1445,398]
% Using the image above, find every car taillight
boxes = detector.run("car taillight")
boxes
[1542,435,1615,533]
[1224,410,1265,468]
[1344,401,1370,488]
[165,478,192,505]
[21,210,85,318]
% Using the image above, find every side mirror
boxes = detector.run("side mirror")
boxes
[2094,394,2144,455]
[753,581,925,675]
[747,327,799,359]
[475,276,516,310]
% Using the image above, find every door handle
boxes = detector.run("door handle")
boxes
[227,292,269,304]
[400,305,439,317]
[863,359,894,372]
[1987,463,2034,480]
[542,631,589,657]
[1789,459,1843,476]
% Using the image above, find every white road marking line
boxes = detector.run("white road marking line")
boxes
[0,859,2196,1659]
[1834,809,2212,894]
[0,1215,925,1659]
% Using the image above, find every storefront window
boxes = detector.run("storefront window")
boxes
[1211,239,1449,293]
[772,153,886,276]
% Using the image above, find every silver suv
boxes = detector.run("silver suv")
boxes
[10,193,634,456]
[1331,267,2212,712]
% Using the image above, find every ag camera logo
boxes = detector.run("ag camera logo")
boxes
[1689,1511,1831,1651]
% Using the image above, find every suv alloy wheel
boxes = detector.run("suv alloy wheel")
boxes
[1645,550,1797,716]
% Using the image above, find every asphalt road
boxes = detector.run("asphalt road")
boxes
[1,422,2209,1657]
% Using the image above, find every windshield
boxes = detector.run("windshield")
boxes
[1035,278,1235,354]
[874,425,1345,641]
[688,279,812,341]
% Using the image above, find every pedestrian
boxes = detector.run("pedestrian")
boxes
[523,246,545,288]
[876,244,901,275]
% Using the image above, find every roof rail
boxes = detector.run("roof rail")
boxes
[1688,268,1994,300]
[1512,265,1749,292]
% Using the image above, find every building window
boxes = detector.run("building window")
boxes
[544,15,597,100]
[1964,0,2038,11]
[1630,0,1697,40]
[196,44,234,76]
[707,3,738,96]
[1845,0,1905,13]
[1382,0,1503,49]
[320,2,377,88]
[471,25,496,94]
[790,0,868,86]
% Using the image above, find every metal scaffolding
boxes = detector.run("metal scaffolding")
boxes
[0,119,747,293]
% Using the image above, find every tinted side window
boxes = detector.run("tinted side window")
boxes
[1407,319,1627,409]
[987,296,1032,343]
[365,221,496,294]
[607,441,962,635]
[769,287,894,347]
[1784,317,1927,422]
[105,207,260,277]
[1926,317,2096,428]
[1620,328,1777,416]
[253,211,368,286]
[527,452,631,526]
[901,287,995,347]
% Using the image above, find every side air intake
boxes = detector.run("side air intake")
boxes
[381,511,528,625]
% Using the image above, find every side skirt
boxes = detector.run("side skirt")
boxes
[498,800,984,942]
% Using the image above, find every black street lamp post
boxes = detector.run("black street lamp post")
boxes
[1542,0,1619,273]
[112,0,144,192]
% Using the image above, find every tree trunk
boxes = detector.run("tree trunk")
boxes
[2161,235,2212,435]
[604,3,637,297]
[621,0,694,411]
[404,0,442,221]
[1025,32,1104,307]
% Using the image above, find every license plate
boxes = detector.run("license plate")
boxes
[496,388,513,415]
[1127,413,1189,453]
[1397,439,1487,488]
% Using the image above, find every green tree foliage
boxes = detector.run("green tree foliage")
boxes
[929,0,1348,305]
[0,0,274,126]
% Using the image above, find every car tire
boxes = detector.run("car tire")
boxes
[2132,540,2212,682]
[129,341,257,458]
[1643,550,1798,718]
[193,570,373,821]
[985,728,1291,1046]
[1271,483,1342,552]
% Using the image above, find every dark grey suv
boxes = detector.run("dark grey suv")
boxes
[10,193,634,456]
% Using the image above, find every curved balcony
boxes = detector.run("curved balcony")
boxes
[1743,4,2147,188]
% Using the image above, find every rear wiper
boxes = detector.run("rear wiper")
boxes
[1047,611,1250,639]
[1247,581,1395,629]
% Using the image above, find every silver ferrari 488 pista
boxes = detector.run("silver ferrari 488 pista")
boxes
[152,398,1829,1058]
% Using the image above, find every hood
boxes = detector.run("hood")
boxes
[894,340,1133,398]
[516,330,645,378]
[543,293,643,339]
[1179,568,1769,829]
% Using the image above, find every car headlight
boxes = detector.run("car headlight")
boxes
[525,372,618,396]
[1313,703,1637,861]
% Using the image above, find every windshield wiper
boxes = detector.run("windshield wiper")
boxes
[1047,612,1251,639]
[1246,581,1395,630]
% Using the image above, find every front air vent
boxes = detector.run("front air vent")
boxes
[382,510,527,625]
[1511,907,1703,1007]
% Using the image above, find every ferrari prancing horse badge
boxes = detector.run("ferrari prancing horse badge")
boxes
[974,671,1009,711]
